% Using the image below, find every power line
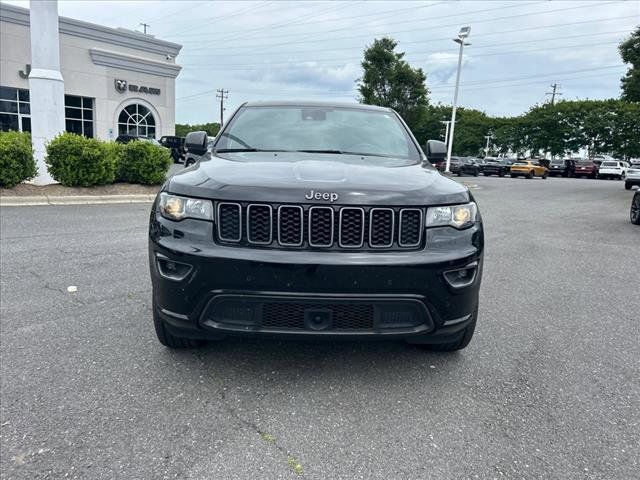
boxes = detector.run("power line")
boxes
[163,1,276,37]
[173,1,543,41]
[179,28,631,61]
[178,39,622,71]
[176,65,625,102]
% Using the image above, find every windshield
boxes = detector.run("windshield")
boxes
[214,105,421,162]
[551,160,564,165]
[577,160,594,165]
[601,161,618,167]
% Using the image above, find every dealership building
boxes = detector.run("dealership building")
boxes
[0,1,182,183]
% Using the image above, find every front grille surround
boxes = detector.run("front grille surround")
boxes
[277,205,304,246]
[398,208,423,247]
[369,208,395,248]
[217,202,242,242]
[215,202,425,251]
[246,204,273,245]
[338,207,365,248]
[308,206,335,247]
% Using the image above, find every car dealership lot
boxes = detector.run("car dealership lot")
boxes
[1,176,638,479]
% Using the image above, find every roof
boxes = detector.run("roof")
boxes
[242,100,392,112]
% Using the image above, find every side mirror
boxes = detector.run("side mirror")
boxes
[184,131,208,155]
[425,140,447,163]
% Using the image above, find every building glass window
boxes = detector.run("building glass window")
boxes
[0,86,31,132]
[65,95,94,138]
[118,104,156,138]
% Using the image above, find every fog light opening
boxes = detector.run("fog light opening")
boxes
[156,254,192,281]
[443,262,478,289]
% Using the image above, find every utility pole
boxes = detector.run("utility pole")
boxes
[139,22,150,34]
[440,120,451,147]
[484,134,492,158]
[216,89,228,127]
[546,83,562,105]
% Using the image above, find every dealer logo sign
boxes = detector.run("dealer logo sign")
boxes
[114,78,161,95]
[114,79,127,93]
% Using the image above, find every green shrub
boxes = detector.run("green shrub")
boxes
[0,131,37,188]
[118,141,171,185]
[103,141,124,168]
[45,133,116,186]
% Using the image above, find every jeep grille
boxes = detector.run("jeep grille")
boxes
[215,202,424,251]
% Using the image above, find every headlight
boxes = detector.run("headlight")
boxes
[426,202,478,229]
[158,192,213,221]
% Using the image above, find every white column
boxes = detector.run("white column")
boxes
[28,0,65,185]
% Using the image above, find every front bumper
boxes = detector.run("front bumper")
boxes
[149,214,483,342]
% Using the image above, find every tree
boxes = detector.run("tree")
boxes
[357,38,429,130]
[175,122,220,137]
[619,26,640,102]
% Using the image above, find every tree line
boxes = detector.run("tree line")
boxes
[358,30,640,159]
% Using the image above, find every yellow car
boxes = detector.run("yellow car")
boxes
[510,160,548,179]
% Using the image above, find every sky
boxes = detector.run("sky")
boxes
[4,0,639,124]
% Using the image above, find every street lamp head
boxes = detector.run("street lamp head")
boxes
[458,26,471,39]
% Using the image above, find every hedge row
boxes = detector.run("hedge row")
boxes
[0,131,171,188]
[46,132,171,186]
[0,131,37,188]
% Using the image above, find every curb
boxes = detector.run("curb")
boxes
[0,194,156,207]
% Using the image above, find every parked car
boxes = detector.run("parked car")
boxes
[598,160,627,180]
[448,156,463,174]
[457,157,481,176]
[510,160,548,179]
[574,160,599,179]
[548,159,576,177]
[631,190,640,225]
[115,134,160,145]
[149,102,483,351]
[159,135,186,164]
[625,164,640,190]
[481,158,512,177]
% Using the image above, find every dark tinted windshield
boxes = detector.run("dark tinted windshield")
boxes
[551,160,565,165]
[215,106,420,162]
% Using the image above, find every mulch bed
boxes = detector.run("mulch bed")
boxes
[0,183,161,197]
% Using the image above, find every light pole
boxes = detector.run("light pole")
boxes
[440,120,451,147]
[484,134,492,158]
[445,26,471,173]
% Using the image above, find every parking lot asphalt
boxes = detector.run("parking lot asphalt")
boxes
[1,176,638,479]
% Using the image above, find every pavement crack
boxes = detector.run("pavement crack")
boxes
[192,350,305,476]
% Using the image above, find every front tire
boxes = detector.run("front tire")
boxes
[625,181,632,190]
[153,302,204,348]
[542,171,548,179]
[631,193,640,225]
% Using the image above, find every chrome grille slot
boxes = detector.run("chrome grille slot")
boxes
[278,205,303,246]
[247,204,272,244]
[369,208,394,248]
[217,203,241,242]
[339,207,365,248]
[308,206,334,247]
[399,208,423,247]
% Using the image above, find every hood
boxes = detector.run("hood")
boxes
[167,152,469,206]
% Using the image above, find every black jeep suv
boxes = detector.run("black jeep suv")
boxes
[149,102,484,351]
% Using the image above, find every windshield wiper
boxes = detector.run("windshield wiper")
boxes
[296,149,344,154]
[215,148,289,153]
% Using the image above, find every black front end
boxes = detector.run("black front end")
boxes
[149,180,484,346]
